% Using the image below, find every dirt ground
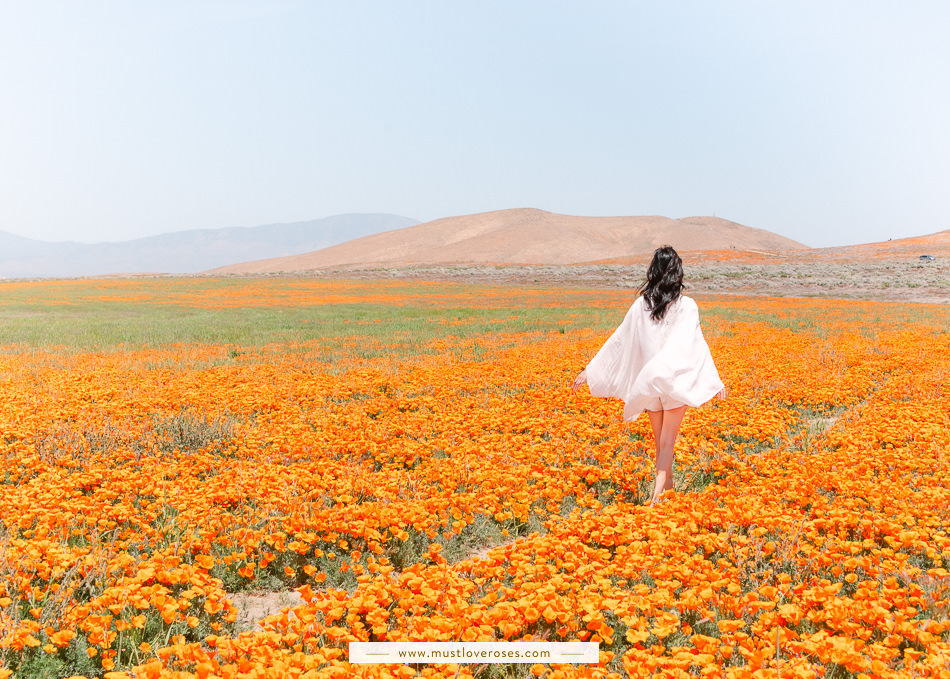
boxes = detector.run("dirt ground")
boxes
[229,591,305,633]
[265,256,950,304]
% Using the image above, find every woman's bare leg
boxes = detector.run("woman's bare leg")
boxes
[647,405,687,504]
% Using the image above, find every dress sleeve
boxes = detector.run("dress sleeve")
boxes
[584,303,640,400]
[647,298,724,405]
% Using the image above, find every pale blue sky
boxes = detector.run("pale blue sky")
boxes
[1,1,948,247]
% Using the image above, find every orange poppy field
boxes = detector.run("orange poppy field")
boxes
[1,277,949,678]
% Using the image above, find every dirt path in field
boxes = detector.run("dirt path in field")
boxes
[227,532,523,631]
[229,591,304,633]
[241,257,950,304]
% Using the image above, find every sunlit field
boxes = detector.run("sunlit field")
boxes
[1,277,949,679]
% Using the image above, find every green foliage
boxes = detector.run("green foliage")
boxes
[0,278,614,351]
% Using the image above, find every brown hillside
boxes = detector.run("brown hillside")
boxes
[209,209,808,273]
[805,229,950,261]
[653,228,950,265]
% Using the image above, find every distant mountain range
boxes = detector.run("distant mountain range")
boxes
[0,214,418,279]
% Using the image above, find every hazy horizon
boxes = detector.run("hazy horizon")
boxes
[2,1,948,249]
[0,212,418,245]
[5,209,950,251]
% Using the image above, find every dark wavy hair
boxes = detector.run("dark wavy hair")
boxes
[640,246,685,321]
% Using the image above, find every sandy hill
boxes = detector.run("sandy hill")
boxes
[659,228,950,265]
[210,209,807,273]
[805,229,950,261]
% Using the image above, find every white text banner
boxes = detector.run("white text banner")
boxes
[349,641,599,664]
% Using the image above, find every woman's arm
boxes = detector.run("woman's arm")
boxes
[572,369,587,391]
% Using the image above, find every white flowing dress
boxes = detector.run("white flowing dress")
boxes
[585,296,724,420]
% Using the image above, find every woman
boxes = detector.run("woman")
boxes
[572,246,725,505]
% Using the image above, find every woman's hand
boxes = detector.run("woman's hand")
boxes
[572,369,587,392]
[717,387,728,400]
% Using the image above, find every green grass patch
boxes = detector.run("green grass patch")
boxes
[0,280,625,350]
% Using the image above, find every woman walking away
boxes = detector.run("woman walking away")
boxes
[572,246,725,505]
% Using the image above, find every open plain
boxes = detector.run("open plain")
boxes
[267,256,950,305]
[1,269,949,678]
